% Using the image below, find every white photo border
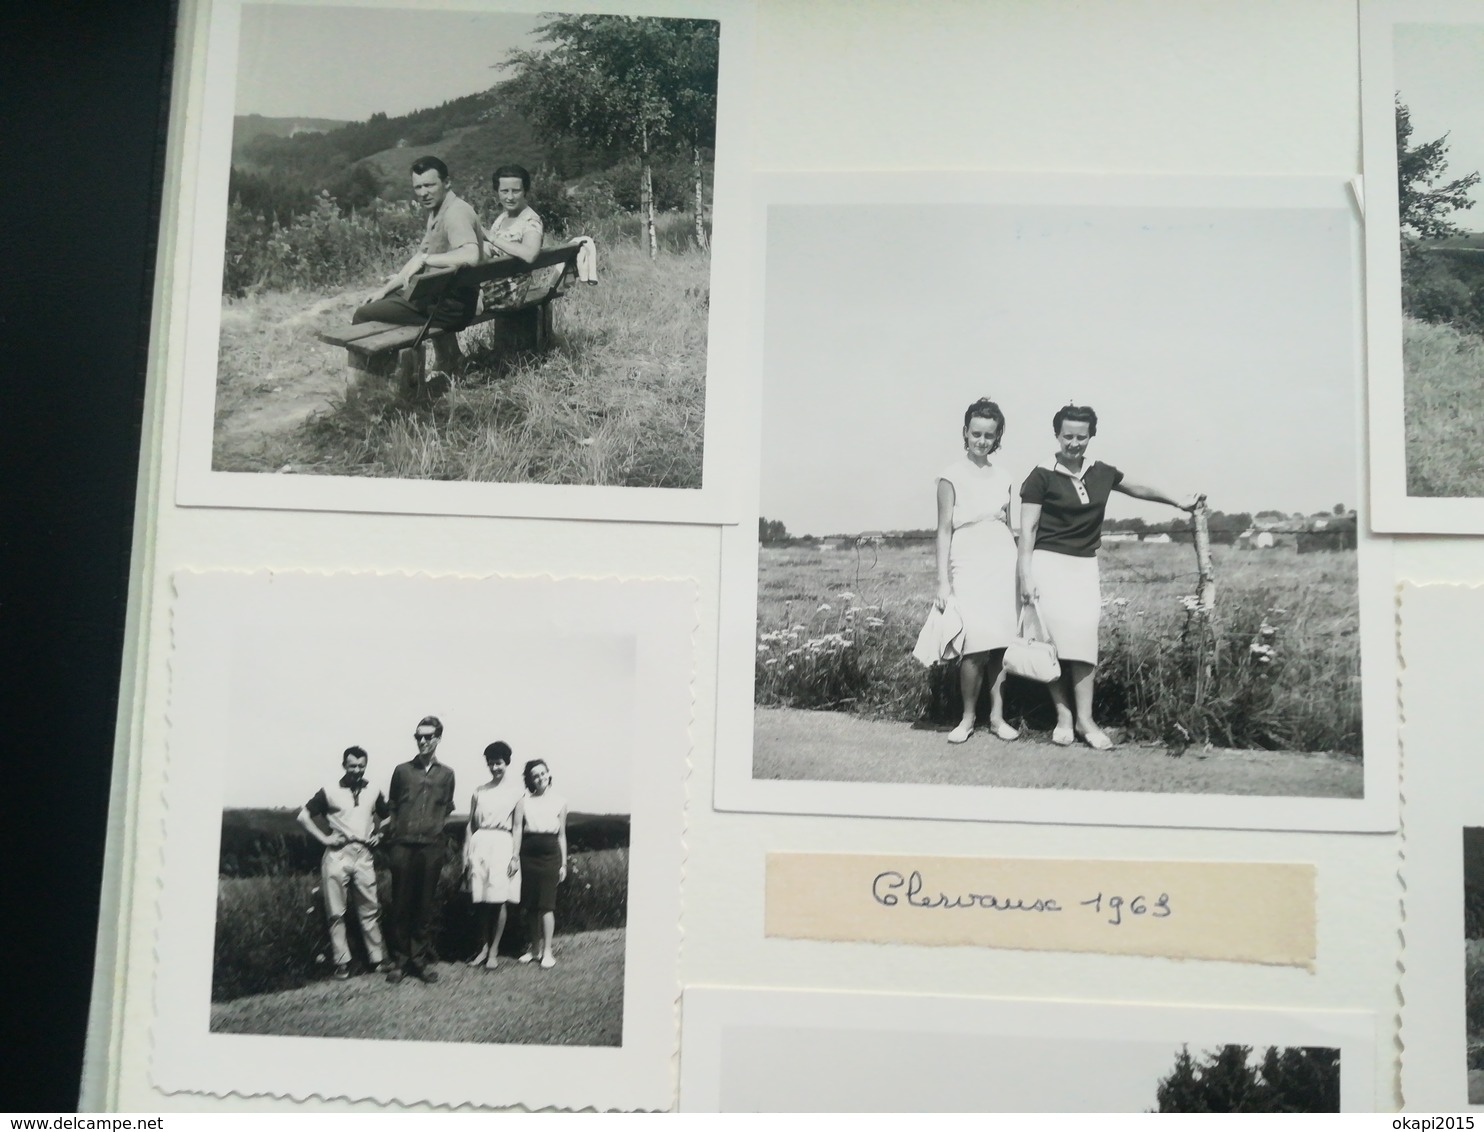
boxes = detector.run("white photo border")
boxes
[678,986,1376,1112]
[168,0,755,525]
[152,571,695,1111]
[1398,582,1484,1111]
[713,171,1399,834]
[1361,0,1484,533]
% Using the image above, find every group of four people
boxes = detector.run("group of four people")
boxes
[934,398,1203,749]
[296,715,569,985]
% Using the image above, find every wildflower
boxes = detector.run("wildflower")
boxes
[818,604,832,612]
[866,617,885,627]
[764,659,778,666]
[757,645,769,653]
[1113,598,1130,607]
[838,592,856,601]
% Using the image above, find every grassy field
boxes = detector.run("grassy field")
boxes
[756,538,1361,755]
[212,214,708,488]
[211,927,624,1045]
[1405,317,1484,497]
[212,846,628,1001]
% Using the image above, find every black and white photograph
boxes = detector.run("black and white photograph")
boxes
[715,174,1398,831]
[171,0,753,523]
[154,571,692,1110]
[1361,0,1484,531]
[678,988,1371,1112]
[1466,826,1484,1104]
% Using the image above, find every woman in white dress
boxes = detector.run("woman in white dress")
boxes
[516,759,568,970]
[463,741,523,969]
[934,397,1021,744]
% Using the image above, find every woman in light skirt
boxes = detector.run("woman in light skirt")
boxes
[933,397,1021,744]
[1017,404,1201,750]
[463,741,523,969]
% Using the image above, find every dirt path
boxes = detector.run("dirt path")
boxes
[753,707,1363,798]
[210,928,624,1045]
[212,291,363,470]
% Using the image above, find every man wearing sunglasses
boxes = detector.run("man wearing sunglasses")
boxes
[384,715,457,984]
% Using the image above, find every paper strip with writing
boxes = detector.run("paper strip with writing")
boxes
[765,853,1315,967]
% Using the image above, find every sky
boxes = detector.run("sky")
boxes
[721,1031,1194,1112]
[760,204,1360,537]
[222,618,634,815]
[1394,23,1484,228]
[235,4,541,121]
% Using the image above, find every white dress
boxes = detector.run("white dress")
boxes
[938,456,1018,653]
[468,775,523,904]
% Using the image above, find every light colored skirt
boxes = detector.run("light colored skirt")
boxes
[469,827,522,904]
[948,519,1018,654]
[1032,548,1101,665]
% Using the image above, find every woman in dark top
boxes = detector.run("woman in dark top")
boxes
[1017,404,1201,750]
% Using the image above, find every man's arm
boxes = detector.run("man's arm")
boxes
[297,792,346,848]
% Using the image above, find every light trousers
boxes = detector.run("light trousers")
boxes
[321,842,386,967]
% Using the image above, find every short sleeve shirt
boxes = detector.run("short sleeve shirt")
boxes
[486,205,544,258]
[304,774,389,842]
[419,191,483,258]
[1020,460,1124,557]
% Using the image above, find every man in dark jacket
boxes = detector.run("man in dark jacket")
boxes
[384,715,457,983]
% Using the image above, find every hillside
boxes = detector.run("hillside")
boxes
[233,114,351,160]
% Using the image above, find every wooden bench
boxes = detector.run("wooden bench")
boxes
[316,241,584,397]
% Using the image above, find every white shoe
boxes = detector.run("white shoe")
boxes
[517,951,535,964]
[947,720,974,744]
[540,954,556,970]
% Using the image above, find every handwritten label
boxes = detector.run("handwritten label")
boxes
[765,853,1315,967]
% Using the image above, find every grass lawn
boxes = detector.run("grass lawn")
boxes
[213,224,708,488]
[210,927,625,1046]
[1405,317,1484,497]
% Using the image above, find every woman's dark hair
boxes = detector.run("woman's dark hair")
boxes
[523,758,551,790]
[492,163,532,192]
[484,741,512,765]
[961,397,1006,453]
[1052,404,1098,437]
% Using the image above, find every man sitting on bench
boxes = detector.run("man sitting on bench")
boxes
[353,156,484,331]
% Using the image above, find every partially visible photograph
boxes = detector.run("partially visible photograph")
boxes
[215,4,719,489]
[1466,826,1484,1102]
[678,988,1366,1112]
[1389,23,1484,498]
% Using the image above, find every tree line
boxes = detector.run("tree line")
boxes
[229,16,719,261]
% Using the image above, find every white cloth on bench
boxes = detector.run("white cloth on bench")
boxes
[574,236,599,284]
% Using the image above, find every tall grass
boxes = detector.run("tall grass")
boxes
[755,539,1361,755]
[1405,316,1484,497]
[212,845,629,1001]
[214,213,708,488]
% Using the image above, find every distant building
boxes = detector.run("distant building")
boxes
[1143,533,1172,544]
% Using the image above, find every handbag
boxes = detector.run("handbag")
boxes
[1003,599,1061,683]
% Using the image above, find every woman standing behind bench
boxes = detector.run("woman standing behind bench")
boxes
[1017,404,1201,750]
